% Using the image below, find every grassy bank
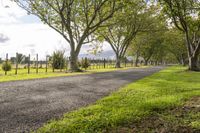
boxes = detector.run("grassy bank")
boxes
[37,66,200,132]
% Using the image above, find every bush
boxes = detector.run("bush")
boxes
[50,50,66,69]
[81,58,90,70]
[24,65,27,69]
[2,61,12,72]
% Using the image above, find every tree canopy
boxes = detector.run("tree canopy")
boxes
[12,0,200,71]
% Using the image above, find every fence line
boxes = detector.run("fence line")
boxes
[0,53,146,76]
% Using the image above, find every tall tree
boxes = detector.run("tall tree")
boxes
[98,0,154,68]
[140,31,165,65]
[127,38,142,67]
[160,0,200,71]
[128,11,167,66]
[163,29,188,65]
[14,0,117,71]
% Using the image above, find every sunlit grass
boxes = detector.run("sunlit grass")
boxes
[37,66,200,133]
[0,65,145,83]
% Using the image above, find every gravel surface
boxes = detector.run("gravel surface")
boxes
[0,66,164,133]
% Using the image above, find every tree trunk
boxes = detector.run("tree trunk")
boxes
[185,32,200,71]
[135,53,139,67]
[144,60,148,66]
[188,56,199,71]
[115,57,121,68]
[68,52,81,72]
[181,55,187,66]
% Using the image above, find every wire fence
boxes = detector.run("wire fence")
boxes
[0,53,137,76]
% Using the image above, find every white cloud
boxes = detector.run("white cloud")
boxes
[0,23,68,59]
[0,0,113,60]
[0,0,26,24]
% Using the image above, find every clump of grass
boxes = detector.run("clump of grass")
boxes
[37,66,200,133]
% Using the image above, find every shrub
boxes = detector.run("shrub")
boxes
[24,65,27,69]
[2,61,12,72]
[81,58,90,70]
[51,50,66,69]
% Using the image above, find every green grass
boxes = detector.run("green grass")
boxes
[37,66,200,133]
[0,66,144,83]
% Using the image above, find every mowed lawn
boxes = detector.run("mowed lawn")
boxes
[37,66,200,132]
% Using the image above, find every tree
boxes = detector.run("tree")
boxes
[139,32,165,65]
[128,18,167,66]
[127,38,142,67]
[98,0,154,68]
[163,29,188,65]
[14,0,117,72]
[160,0,200,71]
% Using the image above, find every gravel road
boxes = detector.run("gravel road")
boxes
[0,66,164,133]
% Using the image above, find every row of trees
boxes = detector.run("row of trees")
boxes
[128,28,188,67]
[13,0,200,71]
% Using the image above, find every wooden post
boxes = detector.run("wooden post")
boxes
[28,54,30,74]
[36,54,38,73]
[93,58,95,69]
[5,53,8,75]
[52,56,55,72]
[88,58,91,70]
[60,58,62,72]
[104,58,106,69]
[131,60,134,67]
[97,59,100,69]
[15,53,18,75]
[66,57,69,71]
[85,57,87,70]
[46,55,48,73]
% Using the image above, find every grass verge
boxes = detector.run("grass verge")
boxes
[37,66,200,133]
[0,66,144,83]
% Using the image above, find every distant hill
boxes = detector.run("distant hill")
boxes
[79,50,115,59]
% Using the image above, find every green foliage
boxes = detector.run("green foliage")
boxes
[160,0,200,70]
[96,0,152,61]
[2,61,12,72]
[130,30,166,64]
[161,0,200,33]
[51,50,66,69]
[163,28,188,64]
[37,67,200,132]
[16,53,25,64]
[80,58,90,70]
[14,0,119,71]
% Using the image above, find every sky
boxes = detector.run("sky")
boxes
[0,0,112,60]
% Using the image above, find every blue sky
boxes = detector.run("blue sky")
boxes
[0,0,112,60]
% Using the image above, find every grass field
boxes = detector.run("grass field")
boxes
[0,65,145,83]
[37,66,200,133]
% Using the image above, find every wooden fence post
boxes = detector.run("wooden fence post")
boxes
[131,60,134,67]
[46,55,48,73]
[52,56,55,72]
[28,54,30,74]
[36,54,38,73]
[5,53,8,75]
[60,58,62,72]
[93,58,95,69]
[15,53,18,75]
[104,58,105,68]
